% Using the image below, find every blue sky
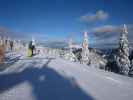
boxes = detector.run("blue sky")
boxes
[0,0,133,47]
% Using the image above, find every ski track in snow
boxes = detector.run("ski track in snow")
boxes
[0,53,133,100]
[104,76,123,84]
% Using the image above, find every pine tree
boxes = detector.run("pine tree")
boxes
[116,24,130,75]
[81,32,90,64]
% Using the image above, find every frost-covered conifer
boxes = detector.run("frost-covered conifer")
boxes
[81,32,90,64]
[116,24,130,75]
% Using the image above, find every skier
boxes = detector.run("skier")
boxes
[28,41,33,57]
[32,43,35,56]
[32,37,36,55]
[10,40,13,51]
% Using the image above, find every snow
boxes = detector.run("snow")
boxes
[0,53,133,100]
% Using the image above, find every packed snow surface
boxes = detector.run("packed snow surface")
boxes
[0,54,133,100]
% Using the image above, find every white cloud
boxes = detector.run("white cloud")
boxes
[90,24,133,48]
[80,10,109,23]
[0,27,32,40]
[91,25,118,33]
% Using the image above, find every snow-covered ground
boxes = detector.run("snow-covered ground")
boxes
[0,53,133,100]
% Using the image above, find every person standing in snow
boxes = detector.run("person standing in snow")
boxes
[10,40,13,51]
[28,41,33,57]
[32,37,36,55]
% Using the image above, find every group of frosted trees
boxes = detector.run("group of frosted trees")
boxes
[0,24,133,76]
[81,24,133,76]
[0,36,26,63]
[0,36,24,52]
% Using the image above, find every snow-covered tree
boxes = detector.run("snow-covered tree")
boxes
[63,38,77,62]
[81,32,90,64]
[115,24,130,75]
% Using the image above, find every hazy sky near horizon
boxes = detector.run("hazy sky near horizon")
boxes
[0,0,133,47]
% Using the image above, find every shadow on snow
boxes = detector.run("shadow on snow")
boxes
[0,55,21,71]
[0,58,94,100]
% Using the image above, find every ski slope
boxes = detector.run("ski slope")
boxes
[0,54,133,100]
